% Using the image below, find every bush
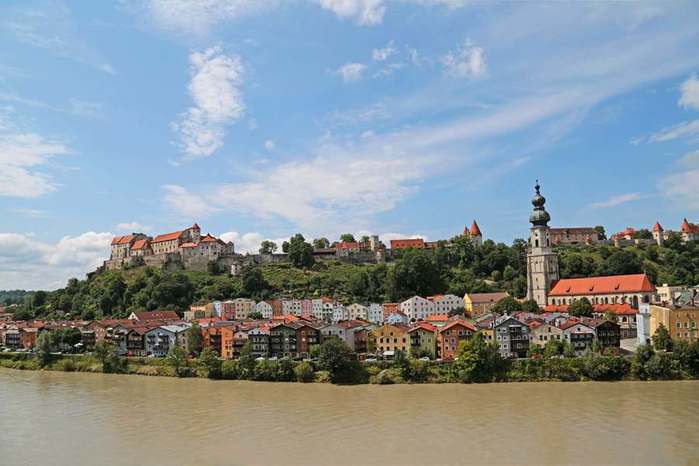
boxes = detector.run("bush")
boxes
[253,359,280,381]
[582,355,629,381]
[198,348,222,379]
[317,339,365,384]
[276,357,296,382]
[294,361,315,383]
[314,370,332,383]
[55,358,76,372]
[373,368,403,384]
[646,353,674,380]
[221,360,241,380]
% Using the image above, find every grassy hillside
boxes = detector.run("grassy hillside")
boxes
[8,235,699,321]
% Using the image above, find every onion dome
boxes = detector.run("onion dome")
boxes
[529,181,551,227]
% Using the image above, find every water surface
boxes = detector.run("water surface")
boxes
[1,369,697,465]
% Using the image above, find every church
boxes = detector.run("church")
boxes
[525,183,656,309]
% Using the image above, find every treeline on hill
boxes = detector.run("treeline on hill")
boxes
[0,290,34,306]
[8,233,699,321]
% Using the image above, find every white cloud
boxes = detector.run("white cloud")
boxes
[162,184,217,218]
[648,119,699,143]
[3,4,115,74]
[142,0,278,36]
[440,39,487,79]
[372,40,397,61]
[172,46,245,158]
[679,74,699,111]
[219,231,289,253]
[588,192,642,209]
[378,232,427,243]
[115,222,152,233]
[0,231,112,290]
[264,139,275,150]
[0,127,69,198]
[336,62,367,82]
[659,149,699,211]
[163,139,431,229]
[318,0,386,26]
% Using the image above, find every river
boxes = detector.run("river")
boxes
[1,369,698,466]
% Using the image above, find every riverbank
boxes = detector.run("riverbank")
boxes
[2,346,697,384]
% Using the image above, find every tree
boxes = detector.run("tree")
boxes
[604,250,643,276]
[282,241,290,253]
[36,332,53,367]
[652,324,673,351]
[520,299,541,313]
[294,361,315,382]
[569,298,593,317]
[340,233,356,243]
[187,322,203,356]
[287,234,315,268]
[238,341,257,378]
[491,296,522,315]
[166,345,187,376]
[93,341,128,374]
[360,235,370,244]
[259,240,278,254]
[631,343,655,380]
[454,333,503,383]
[594,226,607,240]
[242,267,268,298]
[317,338,363,384]
[312,238,330,249]
[248,311,263,320]
[198,347,222,379]
[386,249,444,300]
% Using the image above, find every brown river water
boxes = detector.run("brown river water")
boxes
[1,369,698,466]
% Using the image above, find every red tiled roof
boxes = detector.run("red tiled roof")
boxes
[409,322,437,333]
[201,233,219,243]
[390,238,425,249]
[335,241,361,250]
[469,220,482,237]
[133,311,180,321]
[180,242,198,248]
[681,218,699,234]
[545,303,637,316]
[425,314,450,322]
[131,239,150,250]
[111,235,135,246]
[652,222,663,232]
[440,320,477,333]
[548,274,655,296]
[152,231,182,243]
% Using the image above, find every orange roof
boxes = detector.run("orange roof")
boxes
[652,222,663,232]
[469,220,482,237]
[180,242,198,248]
[131,239,150,250]
[111,235,135,246]
[390,238,425,249]
[548,274,655,296]
[133,311,180,321]
[439,320,476,333]
[544,303,638,316]
[201,233,219,243]
[425,314,450,322]
[409,322,437,333]
[335,241,361,250]
[681,218,699,234]
[152,231,182,243]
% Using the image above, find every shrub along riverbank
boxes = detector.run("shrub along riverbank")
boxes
[3,335,699,384]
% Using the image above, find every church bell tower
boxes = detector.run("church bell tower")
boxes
[526,182,559,307]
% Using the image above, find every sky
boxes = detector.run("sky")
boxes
[1,0,699,290]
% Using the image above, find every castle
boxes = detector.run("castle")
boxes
[107,224,235,270]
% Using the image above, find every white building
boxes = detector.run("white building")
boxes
[400,296,436,321]
[332,304,347,323]
[367,304,384,324]
[256,301,274,319]
[346,303,368,321]
[282,299,302,316]
[427,294,464,314]
[232,298,256,320]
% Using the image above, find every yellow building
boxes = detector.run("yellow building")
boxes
[670,307,699,342]
[464,292,508,317]
[370,324,410,355]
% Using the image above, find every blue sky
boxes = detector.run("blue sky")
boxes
[1,0,699,290]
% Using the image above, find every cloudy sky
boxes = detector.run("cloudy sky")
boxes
[1,0,698,290]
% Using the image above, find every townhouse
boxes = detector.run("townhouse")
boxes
[494,317,530,358]
[370,324,410,356]
[400,296,436,321]
[437,320,476,360]
[560,321,595,356]
[408,322,438,359]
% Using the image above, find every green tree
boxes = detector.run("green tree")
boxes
[259,240,278,254]
[340,233,356,243]
[454,333,503,383]
[166,345,187,376]
[312,238,330,249]
[604,250,643,276]
[651,324,673,351]
[187,322,203,356]
[198,347,222,379]
[287,234,315,268]
[238,341,256,379]
[93,341,128,374]
[386,249,444,300]
[248,311,263,320]
[491,296,522,315]
[281,241,290,253]
[242,267,269,299]
[631,343,655,380]
[317,338,363,384]
[294,361,315,382]
[36,332,53,367]
[520,299,541,313]
[569,298,593,317]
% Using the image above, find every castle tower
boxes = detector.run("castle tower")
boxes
[652,222,664,247]
[526,182,559,307]
[469,220,482,246]
[189,223,201,243]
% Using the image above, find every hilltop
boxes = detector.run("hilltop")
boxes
[8,236,699,321]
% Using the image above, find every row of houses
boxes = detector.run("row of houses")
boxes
[184,292,509,324]
[0,308,623,360]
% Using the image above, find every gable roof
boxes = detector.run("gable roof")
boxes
[131,311,180,321]
[548,274,655,296]
[440,320,477,333]
[469,220,482,237]
[467,292,508,304]
[152,231,183,243]
[111,235,136,246]
[131,239,150,250]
